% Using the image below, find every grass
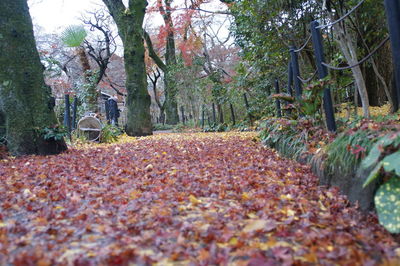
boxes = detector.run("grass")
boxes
[324,130,376,176]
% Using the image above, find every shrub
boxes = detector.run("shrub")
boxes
[41,125,68,141]
[203,123,227,132]
[325,119,400,177]
[100,124,123,143]
[260,118,334,160]
[153,123,174,131]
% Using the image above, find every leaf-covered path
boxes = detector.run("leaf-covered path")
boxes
[0,132,399,265]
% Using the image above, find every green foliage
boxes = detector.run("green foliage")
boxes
[259,118,333,160]
[324,130,374,177]
[228,0,392,119]
[173,123,186,132]
[231,120,252,132]
[41,125,68,141]
[325,119,400,178]
[324,121,400,233]
[100,124,123,143]
[362,132,400,187]
[60,25,87,47]
[153,123,174,131]
[172,122,199,133]
[298,81,325,118]
[203,123,227,132]
[271,80,326,120]
[74,70,100,114]
[260,119,307,159]
[0,112,6,145]
[374,177,400,233]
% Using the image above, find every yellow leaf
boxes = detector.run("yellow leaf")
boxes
[87,251,96,257]
[137,249,155,256]
[37,174,47,179]
[189,195,201,205]
[326,191,334,199]
[247,212,258,219]
[280,194,293,201]
[318,201,327,211]
[258,238,277,250]
[283,208,296,216]
[241,192,251,201]
[243,219,267,233]
[297,252,318,263]
[129,190,142,200]
[229,237,238,245]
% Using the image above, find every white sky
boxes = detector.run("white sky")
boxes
[28,0,107,33]
[28,0,232,54]
[28,0,229,33]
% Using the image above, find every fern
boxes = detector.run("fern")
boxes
[61,25,87,47]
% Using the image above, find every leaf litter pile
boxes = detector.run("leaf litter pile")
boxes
[0,132,399,265]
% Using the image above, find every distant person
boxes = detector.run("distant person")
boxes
[107,95,120,126]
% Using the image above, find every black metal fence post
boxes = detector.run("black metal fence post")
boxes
[180,106,185,125]
[287,60,294,96]
[290,46,302,99]
[229,103,236,126]
[384,0,400,112]
[275,79,282,117]
[212,103,216,124]
[243,92,250,110]
[72,96,78,130]
[105,99,110,124]
[243,92,253,125]
[311,21,337,132]
[201,105,205,129]
[64,94,71,139]
[218,104,224,124]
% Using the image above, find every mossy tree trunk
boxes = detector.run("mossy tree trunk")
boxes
[162,0,179,124]
[102,0,152,136]
[0,0,67,156]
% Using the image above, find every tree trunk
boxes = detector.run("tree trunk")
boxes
[162,0,179,125]
[333,20,370,117]
[217,104,224,124]
[364,65,389,106]
[0,0,67,156]
[164,77,179,124]
[102,0,152,136]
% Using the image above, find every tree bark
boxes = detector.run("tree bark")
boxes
[0,0,67,156]
[102,0,152,136]
[217,104,224,124]
[332,17,370,117]
[160,0,180,125]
